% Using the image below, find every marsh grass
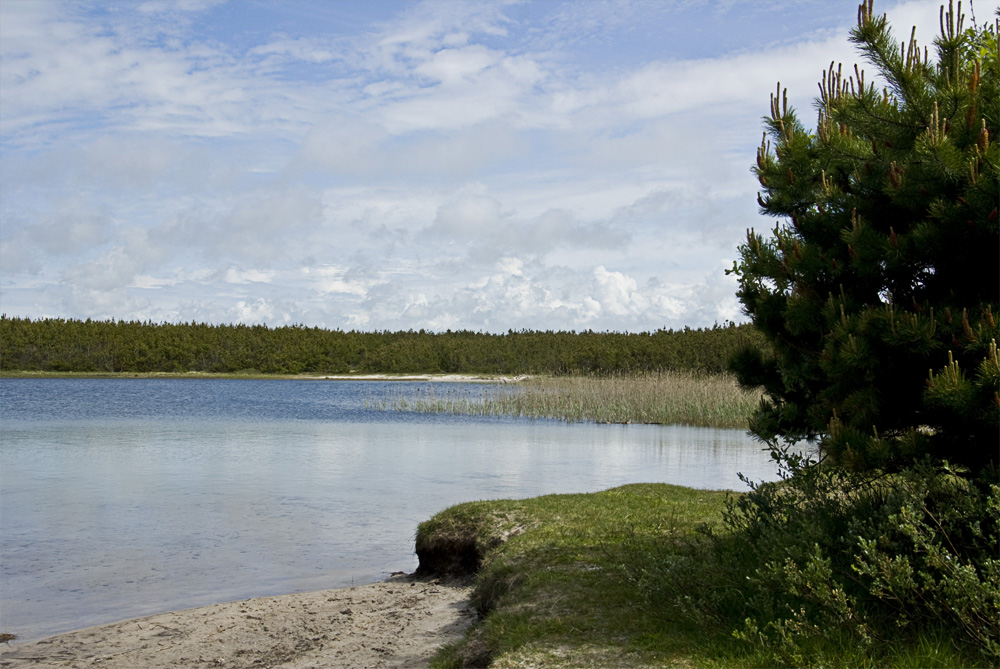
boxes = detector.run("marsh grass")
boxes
[376,372,762,429]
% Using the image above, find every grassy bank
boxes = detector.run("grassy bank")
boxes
[417,484,985,668]
[417,484,737,667]
[376,372,762,429]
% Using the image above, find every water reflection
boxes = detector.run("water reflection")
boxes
[0,379,776,641]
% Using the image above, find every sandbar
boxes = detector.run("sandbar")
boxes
[297,373,528,383]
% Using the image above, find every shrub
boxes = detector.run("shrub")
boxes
[623,457,1000,666]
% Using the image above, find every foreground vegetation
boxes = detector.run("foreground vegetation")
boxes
[732,0,998,477]
[3,4,994,667]
[417,484,737,667]
[373,372,762,428]
[417,477,997,668]
[0,317,764,377]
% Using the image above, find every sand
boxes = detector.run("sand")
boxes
[0,574,474,668]
[295,374,528,383]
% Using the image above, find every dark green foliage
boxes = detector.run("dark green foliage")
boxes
[622,463,1000,666]
[0,316,765,377]
[618,5,1000,665]
[728,464,999,665]
[730,1,999,476]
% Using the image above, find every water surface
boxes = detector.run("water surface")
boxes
[0,378,776,641]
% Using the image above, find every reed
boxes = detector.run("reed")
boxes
[376,372,762,429]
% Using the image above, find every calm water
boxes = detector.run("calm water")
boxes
[0,378,776,641]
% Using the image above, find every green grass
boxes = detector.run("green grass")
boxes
[418,484,984,668]
[376,372,762,428]
[420,484,743,667]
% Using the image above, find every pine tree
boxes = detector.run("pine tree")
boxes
[730,1,999,477]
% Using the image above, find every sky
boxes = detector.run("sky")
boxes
[0,0,945,333]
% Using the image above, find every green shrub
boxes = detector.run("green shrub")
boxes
[731,0,999,476]
[623,457,1000,666]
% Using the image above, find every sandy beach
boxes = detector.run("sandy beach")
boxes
[0,574,474,668]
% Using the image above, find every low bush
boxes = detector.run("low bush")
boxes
[622,455,1000,667]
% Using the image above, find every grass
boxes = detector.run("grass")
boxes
[419,483,743,668]
[375,372,763,429]
[417,483,984,668]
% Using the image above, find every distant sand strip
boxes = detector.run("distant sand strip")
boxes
[297,373,528,383]
[0,575,474,668]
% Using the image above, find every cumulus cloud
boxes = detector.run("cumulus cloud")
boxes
[415,44,500,85]
[0,0,941,331]
[593,266,646,317]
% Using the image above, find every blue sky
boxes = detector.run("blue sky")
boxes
[0,0,941,332]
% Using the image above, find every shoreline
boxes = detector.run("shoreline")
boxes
[298,373,528,383]
[0,574,473,668]
[0,370,529,383]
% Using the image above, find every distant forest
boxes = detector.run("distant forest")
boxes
[0,317,765,376]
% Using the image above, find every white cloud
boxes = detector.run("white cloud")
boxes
[138,0,226,13]
[431,189,504,240]
[230,297,283,325]
[593,266,646,317]
[0,0,942,331]
[222,267,276,284]
[305,266,369,296]
[415,45,500,84]
[249,36,340,65]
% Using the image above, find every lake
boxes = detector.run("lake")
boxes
[0,378,777,641]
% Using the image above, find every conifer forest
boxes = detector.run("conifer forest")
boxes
[0,316,763,377]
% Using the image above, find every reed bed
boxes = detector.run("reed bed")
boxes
[373,372,762,429]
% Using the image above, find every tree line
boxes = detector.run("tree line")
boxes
[0,316,765,376]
